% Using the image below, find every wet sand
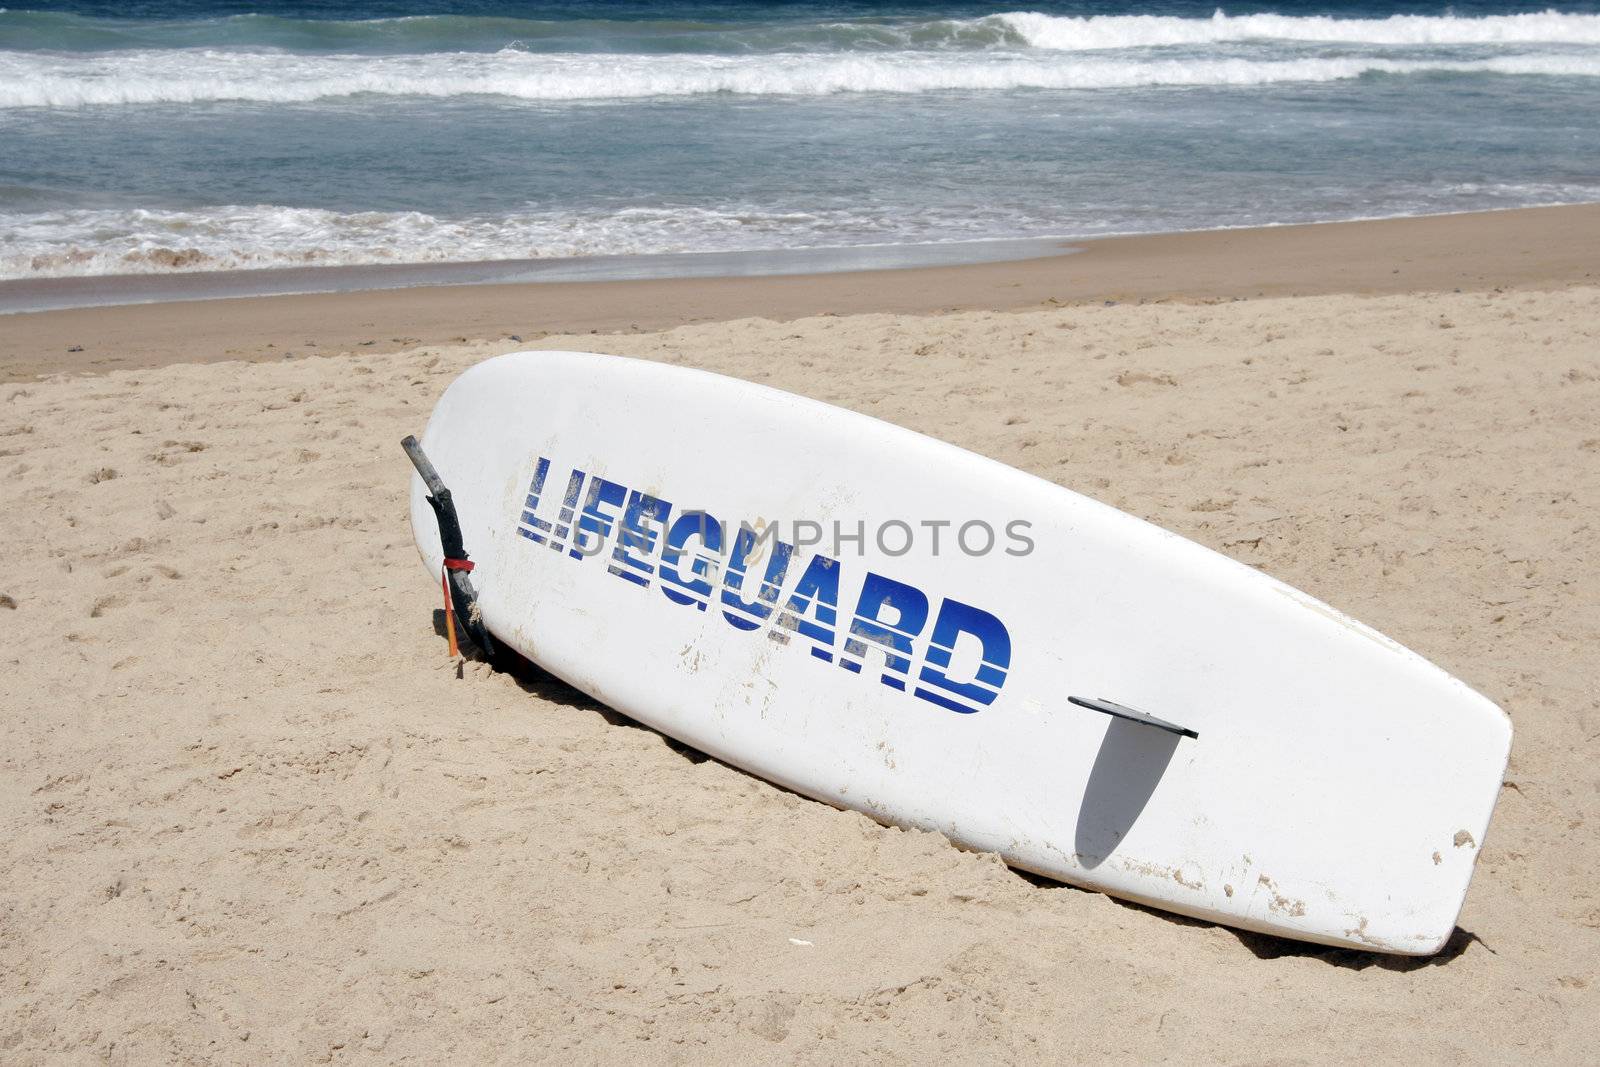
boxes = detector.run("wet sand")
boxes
[4,203,1597,382]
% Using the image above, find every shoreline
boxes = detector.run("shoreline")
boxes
[0,236,1079,316]
[3,202,1597,382]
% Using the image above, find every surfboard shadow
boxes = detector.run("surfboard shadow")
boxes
[1073,718,1182,869]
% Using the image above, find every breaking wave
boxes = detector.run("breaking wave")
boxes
[3,8,1600,54]
[5,48,1600,108]
[999,10,1600,50]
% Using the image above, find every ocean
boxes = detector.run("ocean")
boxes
[3,0,1599,282]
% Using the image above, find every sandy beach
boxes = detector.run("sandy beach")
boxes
[3,208,1599,1061]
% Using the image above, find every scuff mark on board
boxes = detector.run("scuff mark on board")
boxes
[1117,857,1205,892]
[1342,916,1387,948]
[1258,874,1307,917]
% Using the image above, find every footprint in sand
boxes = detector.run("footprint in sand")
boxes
[89,594,125,618]
[1115,370,1178,388]
[148,440,207,466]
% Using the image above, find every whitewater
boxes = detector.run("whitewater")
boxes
[8,48,1600,108]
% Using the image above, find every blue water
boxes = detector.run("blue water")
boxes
[2,1,1598,278]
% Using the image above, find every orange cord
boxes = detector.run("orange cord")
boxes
[442,566,459,658]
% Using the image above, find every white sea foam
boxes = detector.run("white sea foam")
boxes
[0,202,996,278]
[7,183,1599,280]
[4,47,1600,108]
[993,10,1600,50]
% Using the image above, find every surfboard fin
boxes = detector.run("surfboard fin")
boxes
[1068,696,1197,740]
[402,434,496,660]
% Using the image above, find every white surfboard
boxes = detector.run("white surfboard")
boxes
[410,350,1509,954]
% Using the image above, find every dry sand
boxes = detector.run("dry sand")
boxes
[2,213,1599,1061]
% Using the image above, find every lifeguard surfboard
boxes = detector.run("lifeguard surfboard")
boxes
[409,350,1510,954]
